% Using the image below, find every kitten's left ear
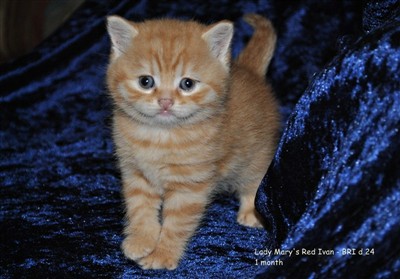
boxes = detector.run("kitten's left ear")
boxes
[202,21,234,70]
[106,15,138,59]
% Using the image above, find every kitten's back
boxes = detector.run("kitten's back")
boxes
[219,14,280,187]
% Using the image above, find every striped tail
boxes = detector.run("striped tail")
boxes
[236,14,277,77]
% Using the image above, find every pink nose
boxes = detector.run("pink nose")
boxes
[158,98,174,111]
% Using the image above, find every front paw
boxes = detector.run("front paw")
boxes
[122,232,159,260]
[138,246,180,270]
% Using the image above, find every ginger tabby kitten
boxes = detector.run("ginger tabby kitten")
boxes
[106,14,280,270]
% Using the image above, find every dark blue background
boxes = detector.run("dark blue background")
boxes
[1,0,399,278]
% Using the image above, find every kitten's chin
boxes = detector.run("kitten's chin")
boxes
[131,108,205,127]
[154,111,179,124]
[126,108,185,127]
[123,104,210,127]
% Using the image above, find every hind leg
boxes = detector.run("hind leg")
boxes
[237,183,264,228]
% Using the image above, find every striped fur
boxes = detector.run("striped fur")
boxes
[106,14,280,270]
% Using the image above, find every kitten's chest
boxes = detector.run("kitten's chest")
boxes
[124,125,220,186]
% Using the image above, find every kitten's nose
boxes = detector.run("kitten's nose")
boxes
[158,98,174,111]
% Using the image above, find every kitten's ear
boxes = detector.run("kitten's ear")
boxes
[202,21,234,69]
[106,15,138,59]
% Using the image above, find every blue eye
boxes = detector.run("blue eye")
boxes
[179,78,196,92]
[138,76,155,89]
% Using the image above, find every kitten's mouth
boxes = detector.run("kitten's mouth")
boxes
[133,106,198,125]
[157,108,194,119]
[134,108,176,120]
[158,110,173,116]
[156,109,198,123]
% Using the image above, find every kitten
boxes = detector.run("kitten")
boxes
[106,14,280,270]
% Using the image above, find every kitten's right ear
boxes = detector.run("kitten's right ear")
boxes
[106,16,138,59]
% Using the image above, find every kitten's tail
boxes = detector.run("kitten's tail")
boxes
[236,14,277,77]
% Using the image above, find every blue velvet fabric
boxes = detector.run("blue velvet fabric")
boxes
[1,0,399,278]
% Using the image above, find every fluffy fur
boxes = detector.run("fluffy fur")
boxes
[106,14,280,270]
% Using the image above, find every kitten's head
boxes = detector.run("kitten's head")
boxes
[106,16,233,127]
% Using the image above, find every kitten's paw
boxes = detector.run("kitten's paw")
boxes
[237,209,263,228]
[138,247,179,270]
[122,233,158,260]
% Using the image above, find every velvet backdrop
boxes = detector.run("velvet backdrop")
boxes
[1,0,399,278]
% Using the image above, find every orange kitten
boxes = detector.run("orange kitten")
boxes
[106,14,280,270]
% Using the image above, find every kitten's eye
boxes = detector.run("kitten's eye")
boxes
[138,76,155,89]
[179,78,196,92]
